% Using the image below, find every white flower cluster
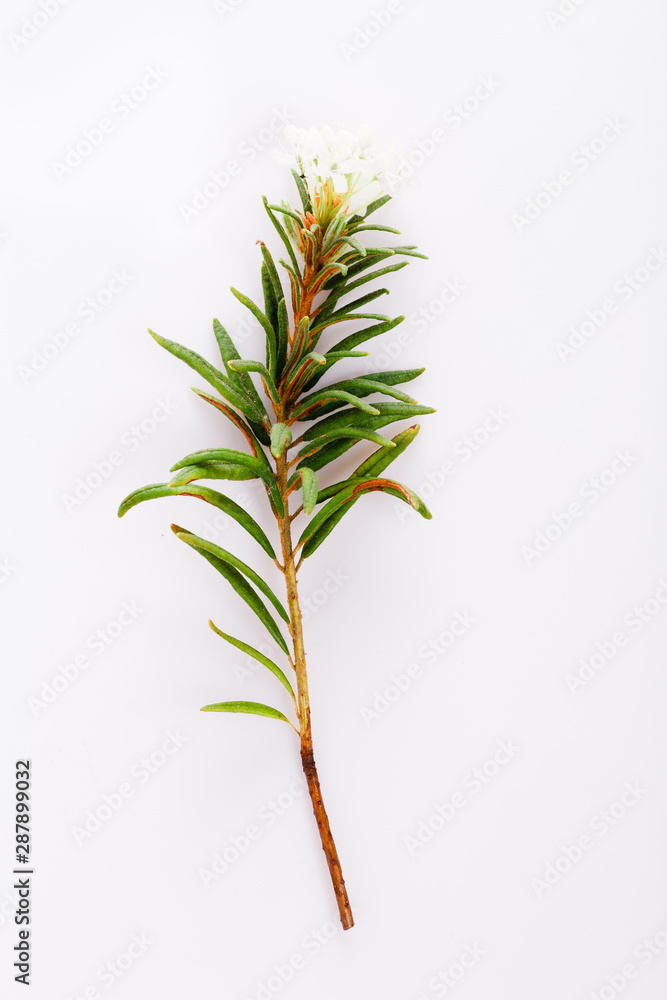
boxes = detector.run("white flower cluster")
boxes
[278,125,397,217]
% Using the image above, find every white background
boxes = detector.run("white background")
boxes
[2,1,666,998]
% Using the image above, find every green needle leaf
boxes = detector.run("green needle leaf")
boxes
[298,427,395,457]
[300,467,319,515]
[169,447,283,515]
[291,168,313,214]
[291,389,380,421]
[170,447,264,474]
[173,531,288,653]
[230,287,278,348]
[208,621,295,702]
[340,234,367,257]
[315,425,420,503]
[270,422,292,458]
[227,359,280,405]
[117,482,275,557]
[200,700,295,727]
[298,477,432,558]
[262,196,300,273]
[172,527,289,623]
[148,329,265,423]
[169,463,259,487]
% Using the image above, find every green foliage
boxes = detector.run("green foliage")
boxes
[200,700,295,727]
[119,171,434,728]
[208,621,296,703]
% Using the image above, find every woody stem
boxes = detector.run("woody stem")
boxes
[274,451,354,931]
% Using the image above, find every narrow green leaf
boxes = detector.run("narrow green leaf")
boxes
[200,700,294,726]
[349,223,401,234]
[297,403,435,472]
[348,194,392,224]
[303,401,435,439]
[300,369,425,416]
[352,424,420,479]
[170,447,265,474]
[169,463,259,487]
[259,242,283,300]
[298,477,431,558]
[169,447,283,515]
[313,288,389,331]
[340,234,367,257]
[341,378,417,403]
[321,245,424,291]
[322,315,405,357]
[265,202,303,226]
[260,263,278,377]
[263,196,300,272]
[270,422,292,458]
[175,535,288,652]
[315,425,420,502]
[148,329,265,423]
[321,213,349,253]
[316,262,408,322]
[298,427,395,457]
[227,359,280,405]
[230,287,277,347]
[212,317,241,369]
[291,168,313,214]
[209,621,296,702]
[276,297,289,376]
[116,482,275,558]
[300,467,318,515]
[212,318,265,415]
[302,377,418,419]
[282,351,327,397]
[172,526,289,623]
[291,389,380,421]
[191,388,268,456]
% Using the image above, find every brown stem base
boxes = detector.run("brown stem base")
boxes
[300,741,354,930]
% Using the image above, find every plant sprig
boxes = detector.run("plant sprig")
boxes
[118,135,434,930]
